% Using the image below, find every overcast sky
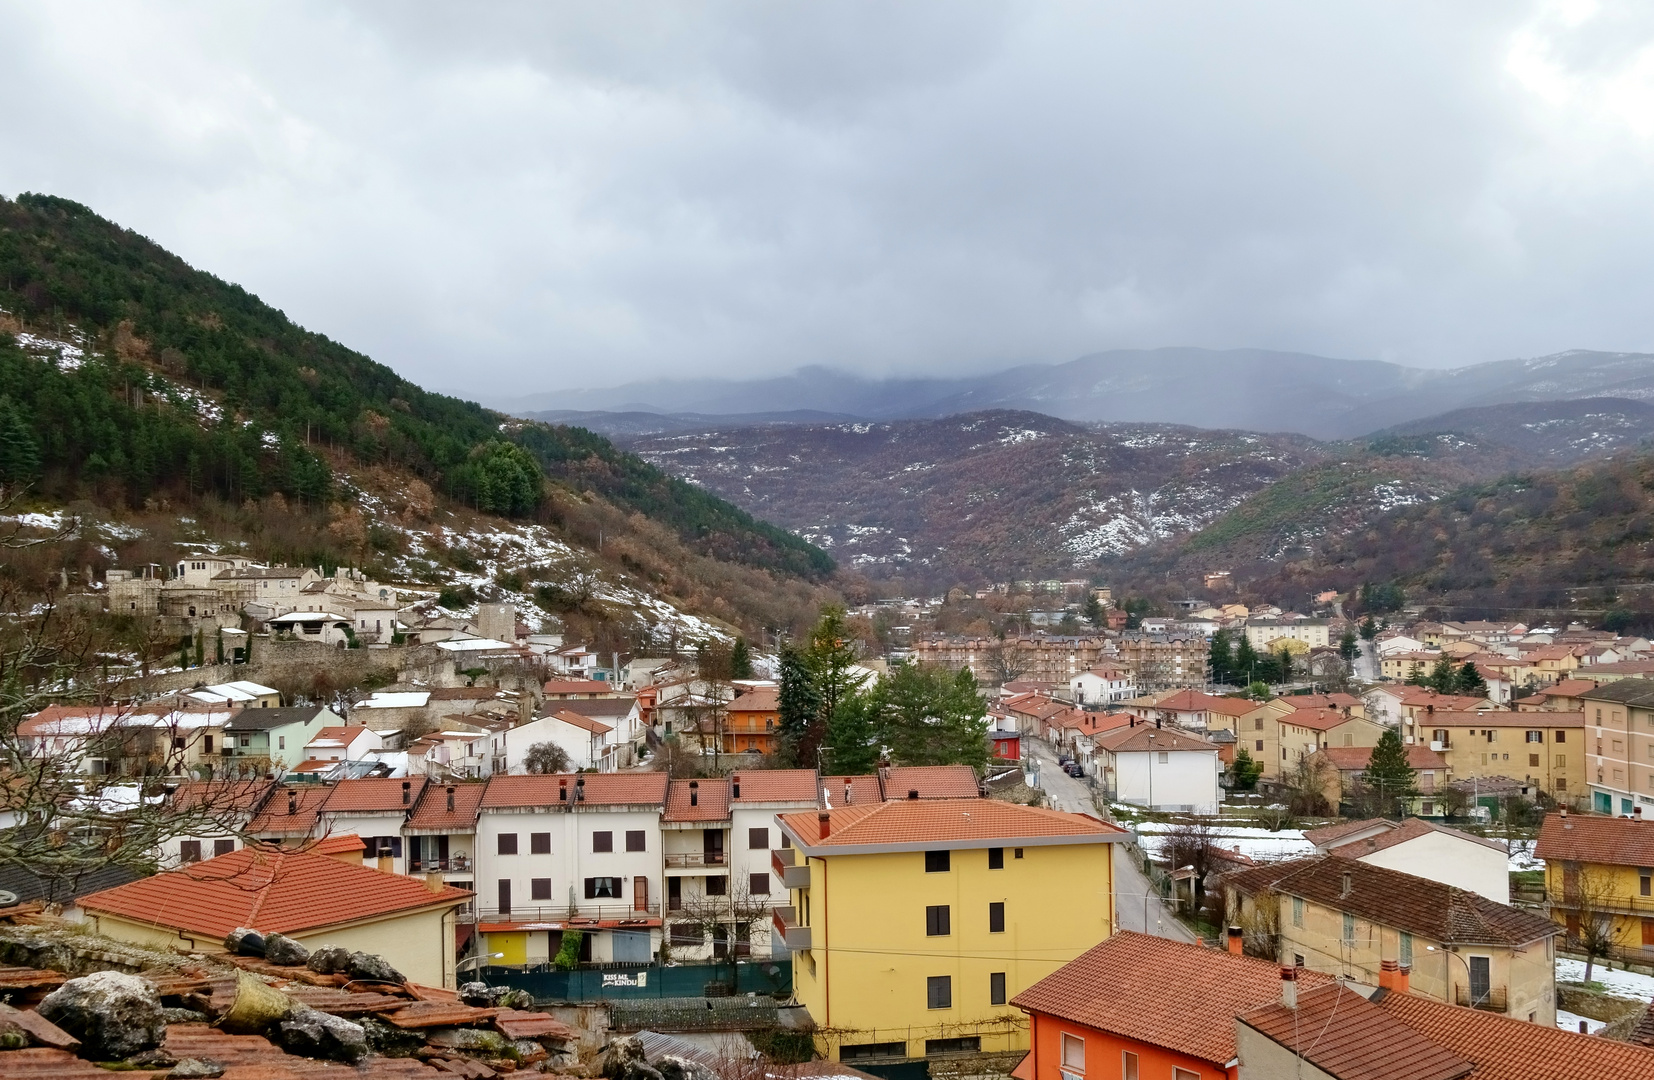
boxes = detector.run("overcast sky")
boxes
[4,2,1654,395]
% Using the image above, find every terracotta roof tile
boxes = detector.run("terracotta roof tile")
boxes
[319,776,426,814]
[1010,932,1334,1067]
[1093,727,1218,754]
[1416,709,1583,728]
[551,708,613,734]
[780,798,1126,850]
[1534,810,1654,867]
[405,781,487,832]
[726,688,780,713]
[1278,706,1363,731]
[167,778,276,815]
[1204,697,1263,717]
[1529,679,1600,697]
[554,696,637,718]
[822,775,882,808]
[1223,856,1557,946]
[1323,818,1506,858]
[480,772,668,809]
[663,779,731,822]
[730,769,820,803]
[246,785,330,835]
[1374,986,1654,1080]
[880,765,980,799]
[80,847,471,938]
[305,725,372,747]
[1239,983,1472,1080]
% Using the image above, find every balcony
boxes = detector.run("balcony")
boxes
[466,901,661,925]
[772,848,809,890]
[409,855,471,874]
[664,852,727,870]
[772,905,811,951]
[1454,985,1507,1012]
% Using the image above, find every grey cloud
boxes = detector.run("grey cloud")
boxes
[3,1,1654,395]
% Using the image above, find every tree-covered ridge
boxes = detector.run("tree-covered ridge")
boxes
[0,193,831,579]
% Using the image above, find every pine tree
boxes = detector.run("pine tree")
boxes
[825,688,880,775]
[1276,646,1294,682]
[1083,595,1105,629]
[0,395,41,484]
[1209,628,1234,684]
[1338,628,1359,663]
[1359,615,1379,641]
[1230,745,1263,790]
[777,643,821,767]
[215,628,224,666]
[242,631,253,666]
[1234,635,1259,683]
[1455,662,1488,697]
[194,629,205,668]
[1361,728,1418,817]
[1428,655,1458,694]
[1405,662,1428,686]
[729,636,753,680]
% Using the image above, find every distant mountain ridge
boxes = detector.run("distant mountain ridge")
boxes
[505,347,1654,440]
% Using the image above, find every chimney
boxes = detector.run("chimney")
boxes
[402,780,412,805]
[446,786,455,813]
[1637,806,1644,820]
[1155,717,1162,728]
[818,811,831,841]
[424,871,446,894]
[575,775,586,802]
[1426,704,1434,715]
[689,779,699,807]
[1396,964,1410,995]
[908,789,920,800]
[1341,869,1353,897]
[732,776,741,800]
[1226,926,1244,955]
[1280,966,1298,1009]
[1379,958,1399,992]
[559,778,568,802]
[843,778,853,805]
[286,789,297,816]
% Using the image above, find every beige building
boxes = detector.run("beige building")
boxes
[1225,855,1560,1025]
[1414,709,1584,805]
[1580,680,1654,816]
[1243,618,1330,650]
[909,634,1114,685]
[1255,705,1387,784]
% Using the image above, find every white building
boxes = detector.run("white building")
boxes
[1244,618,1331,650]
[1092,725,1221,813]
[1303,817,1510,904]
[1070,665,1136,706]
[501,710,619,774]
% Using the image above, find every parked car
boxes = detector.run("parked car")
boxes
[1064,762,1084,777]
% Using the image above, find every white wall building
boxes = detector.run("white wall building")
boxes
[1070,666,1136,706]
[1092,725,1221,813]
[1304,817,1510,904]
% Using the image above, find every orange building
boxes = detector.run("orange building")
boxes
[723,688,780,755]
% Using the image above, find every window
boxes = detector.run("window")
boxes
[925,850,950,873]
[179,840,202,863]
[497,833,518,855]
[1014,848,1024,859]
[1342,912,1355,944]
[1294,954,1305,967]
[1060,1033,1085,1071]
[990,971,1006,1005]
[926,905,952,936]
[989,901,1005,933]
[1530,754,1541,767]
[531,878,552,901]
[1400,932,1413,966]
[1555,730,1566,743]
[1292,896,1304,927]
[213,839,235,857]
[1173,1070,1199,1080]
[706,875,727,896]
[498,880,511,914]
[750,873,770,895]
[926,975,952,1009]
[278,736,285,750]
[593,831,614,853]
[1421,801,1434,815]
[749,828,770,849]
[530,832,551,855]
[1641,869,1652,897]
[1255,740,1264,752]
[1254,717,1264,730]
[1158,751,1169,764]
[670,922,702,946]
[925,1037,980,1056]
[239,735,251,748]
[780,833,792,849]
[626,830,646,852]
[1122,1052,1138,1080]
[584,877,623,899]
[840,1043,905,1062]
[988,847,1004,869]
[1527,730,1543,743]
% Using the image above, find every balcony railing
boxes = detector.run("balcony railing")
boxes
[409,855,471,873]
[664,852,726,868]
[1454,985,1507,1012]
[772,848,809,890]
[772,905,811,950]
[466,901,661,925]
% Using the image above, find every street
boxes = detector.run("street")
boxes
[1023,738,1197,943]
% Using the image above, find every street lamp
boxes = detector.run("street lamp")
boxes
[1425,945,1485,1008]
[456,952,505,975]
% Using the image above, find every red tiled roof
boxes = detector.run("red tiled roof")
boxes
[1374,985,1654,1080]
[551,708,613,734]
[319,776,427,814]
[1154,689,1221,712]
[291,759,341,774]
[1395,690,1499,710]
[311,833,366,855]
[480,772,668,809]
[822,775,882,807]
[1289,692,1363,709]
[727,688,780,713]
[1093,726,1217,754]
[1010,932,1333,1067]
[167,779,275,814]
[880,765,980,799]
[730,769,820,803]
[1318,817,1508,858]
[1414,709,1583,728]
[246,785,330,834]
[80,847,471,938]
[1278,706,1362,731]
[1534,811,1654,867]
[405,781,487,832]
[1239,983,1472,1080]
[306,725,370,747]
[663,779,731,822]
[780,798,1125,850]
[1314,746,1446,771]
[1204,697,1262,717]
[1529,679,1599,697]
[1223,856,1557,946]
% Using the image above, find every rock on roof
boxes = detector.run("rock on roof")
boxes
[1239,983,1473,1080]
[1010,931,1333,1067]
[1223,856,1557,946]
[1535,810,1654,867]
[779,798,1126,852]
[79,847,471,938]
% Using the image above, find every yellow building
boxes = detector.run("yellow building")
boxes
[1580,680,1654,817]
[772,798,1126,1065]
[1535,811,1654,962]
[1414,709,1584,804]
[1224,855,1560,1025]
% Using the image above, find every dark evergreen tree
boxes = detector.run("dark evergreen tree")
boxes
[1230,745,1263,790]
[1338,628,1359,662]
[0,395,40,483]
[1208,628,1234,685]
[778,643,822,766]
[729,637,753,680]
[1428,655,1458,694]
[1082,595,1105,629]
[824,688,880,775]
[1234,635,1260,683]
[1455,662,1488,697]
[1359,615,1379,641]
[1360,728,1418,817]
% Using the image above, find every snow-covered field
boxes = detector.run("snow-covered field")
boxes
[1556,1009,1606,1035]
[1132,821,1316,862]
[1508,838,1542,872]
[1556,957,1654,1001]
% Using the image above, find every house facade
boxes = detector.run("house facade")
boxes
[1534,810,1654,963]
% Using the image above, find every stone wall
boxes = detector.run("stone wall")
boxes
[125,638,414,700]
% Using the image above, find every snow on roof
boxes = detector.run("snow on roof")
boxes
[436,637,515,652]
[188,680,278,704]
[357,691,432,709]
[269,611,348,623]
